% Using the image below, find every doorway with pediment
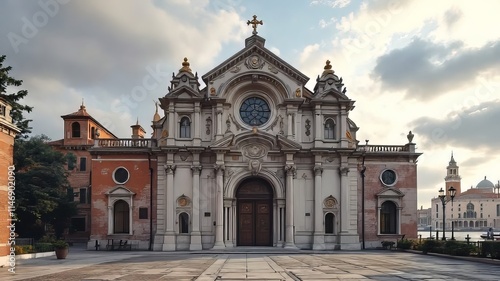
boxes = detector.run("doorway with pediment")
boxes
[236,177,273,246]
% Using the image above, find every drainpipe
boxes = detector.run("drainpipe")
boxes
[148,152,153,251]
[360,140,368,250]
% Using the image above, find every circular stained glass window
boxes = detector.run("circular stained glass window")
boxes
[113,167,129,184]
[239,97,271,126]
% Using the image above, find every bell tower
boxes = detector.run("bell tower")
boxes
[445,152,461,195]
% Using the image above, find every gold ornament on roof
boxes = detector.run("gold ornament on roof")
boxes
[179,57,192,74]
[247,15,263,35]
[322,60,334,76]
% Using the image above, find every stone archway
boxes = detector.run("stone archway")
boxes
[236,177,273,246]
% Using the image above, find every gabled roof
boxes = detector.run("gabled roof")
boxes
[202,35,309,85]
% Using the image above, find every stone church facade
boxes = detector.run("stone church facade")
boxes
[53,23,421,251]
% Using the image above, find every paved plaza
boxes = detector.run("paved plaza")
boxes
[2,246,500,281]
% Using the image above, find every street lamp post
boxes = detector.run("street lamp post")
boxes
[438,186,457,241]
[449,186,456,240]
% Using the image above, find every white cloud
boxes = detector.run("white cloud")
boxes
[311,0,352,8]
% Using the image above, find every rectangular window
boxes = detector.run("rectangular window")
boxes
[497,204,500,216]
[0,104,6,117]
[79,188,87,204]
[139,208,148,219]
[79,157,87,171]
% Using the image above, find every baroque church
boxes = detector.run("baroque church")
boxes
[51,17,421,251]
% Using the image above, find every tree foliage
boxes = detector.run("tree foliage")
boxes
[0,54,33,138]
[14,135,77,239]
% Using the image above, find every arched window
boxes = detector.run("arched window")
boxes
[72,122,81,138]
[380,201,397,234]
[179,117,191,138]
[465,203,475,218]
[324,119,336,139]
[179,212,189,234]
[114,200,129,234]
[325,213,335,234]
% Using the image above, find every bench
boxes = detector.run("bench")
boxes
[106,239,132,251]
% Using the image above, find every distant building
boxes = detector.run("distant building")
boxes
[417,206,431,230]
[0,97,20,266]
[431,154,500,234]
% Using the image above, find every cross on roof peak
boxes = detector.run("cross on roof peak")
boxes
[247,15,263,35]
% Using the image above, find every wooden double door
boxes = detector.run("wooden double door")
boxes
[236,179,273,246]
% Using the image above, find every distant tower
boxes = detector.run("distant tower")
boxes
[445,152,461,196]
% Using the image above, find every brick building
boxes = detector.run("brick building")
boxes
[0,97,20,265]
[49,103,117,243]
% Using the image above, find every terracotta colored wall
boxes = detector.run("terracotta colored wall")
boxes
[90,154,156,240]
[360,161,418,241]
[0,132,15,256]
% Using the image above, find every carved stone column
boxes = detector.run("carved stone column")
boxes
[107,206,113,235]
[194,102,201,146]
[216,110,223,140]
[314,105,321,144]
[313,164,325,250]
[190,165,202,250]
[163,164,176,251]
[284,164,296,248]
[213,163,226,249]
[167,107,175,145]
[287,113,293,138]
[339,165,350,233]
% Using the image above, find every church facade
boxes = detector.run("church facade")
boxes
[55,21,421,251]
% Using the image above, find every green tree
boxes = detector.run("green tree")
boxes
[14,135,77,239]
[0,54,33,138]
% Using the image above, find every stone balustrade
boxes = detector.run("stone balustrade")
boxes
[96,138,156,148]
[358,144,410,152]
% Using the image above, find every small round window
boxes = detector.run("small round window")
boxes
[239,97,271,126]
[380,169,397,186]
[113,167,129,184]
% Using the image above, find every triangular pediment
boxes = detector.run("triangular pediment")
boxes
[376,187,404,198]
[202,36,309,86]
[106,186,135,196]
[165,85,203,99]
[316,88,349,101]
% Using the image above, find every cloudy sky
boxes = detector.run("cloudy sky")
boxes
[1,0,499,208]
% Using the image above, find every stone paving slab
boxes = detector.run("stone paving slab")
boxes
[2,248,500,280]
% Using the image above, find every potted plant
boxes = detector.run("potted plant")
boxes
[53,240,69,259]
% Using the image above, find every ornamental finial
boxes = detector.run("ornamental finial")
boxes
[179,57,192,74]
[322,60,334,76]
[247,15,263,35]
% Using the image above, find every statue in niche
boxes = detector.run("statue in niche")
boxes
[278,115,284,135]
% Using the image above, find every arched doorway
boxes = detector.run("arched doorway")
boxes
[236,178,273,246]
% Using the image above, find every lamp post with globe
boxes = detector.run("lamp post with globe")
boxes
[438,186,457,241]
